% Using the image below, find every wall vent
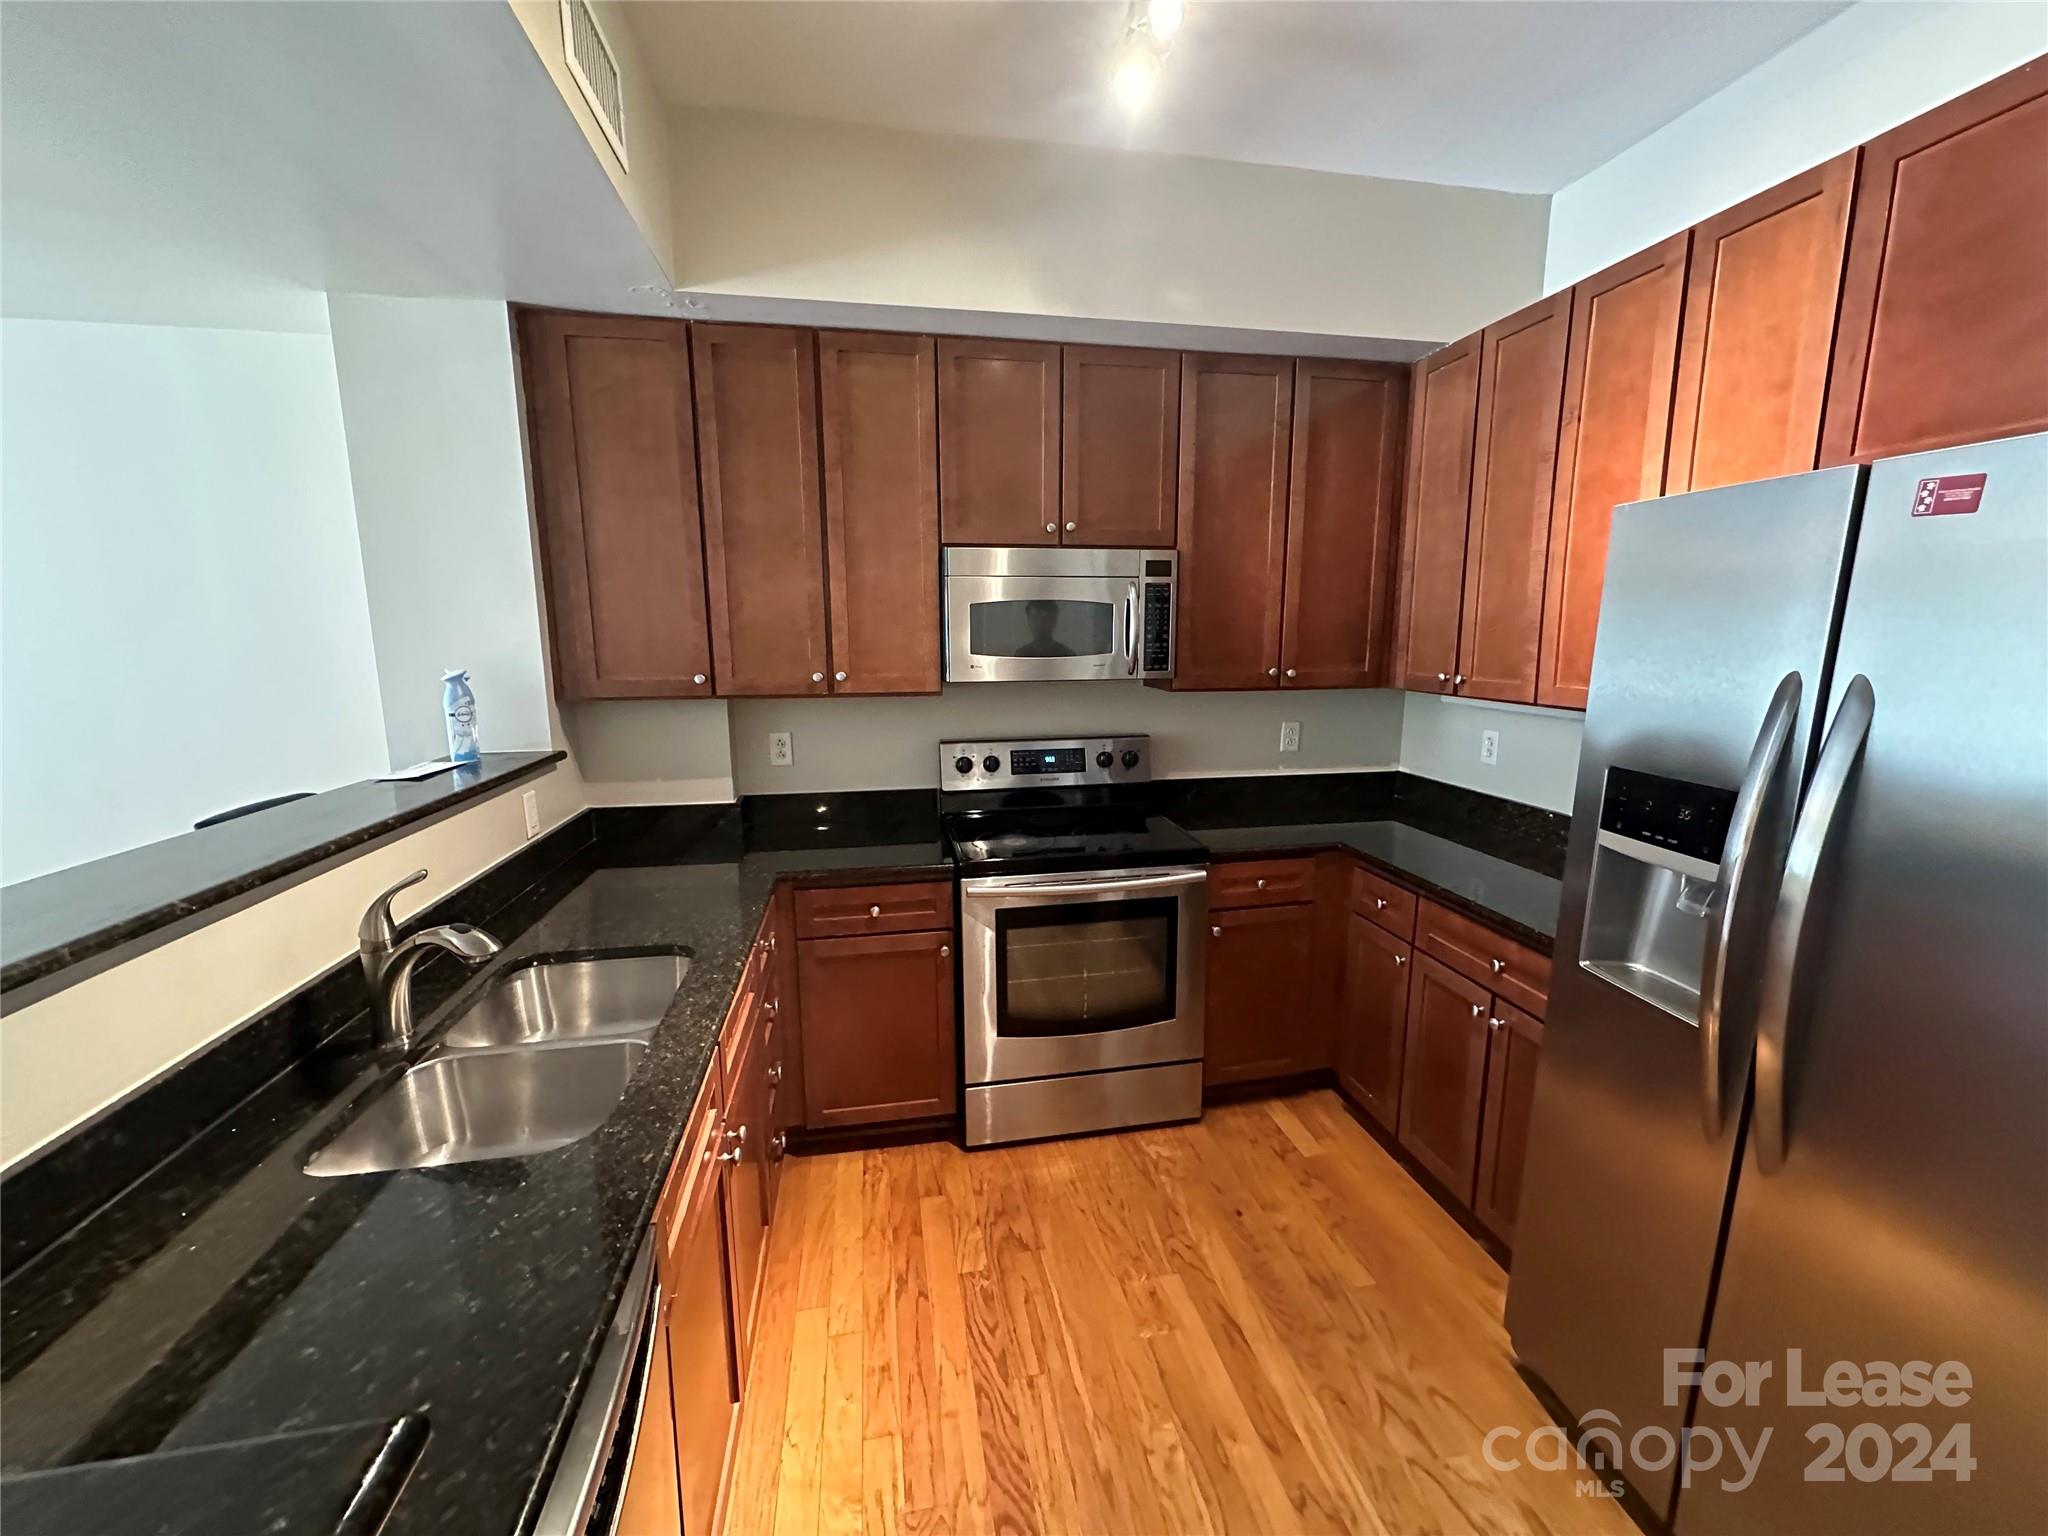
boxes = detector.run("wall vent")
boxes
[560,0,628,170]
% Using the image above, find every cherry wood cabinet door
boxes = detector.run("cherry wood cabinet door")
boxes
[1172,352,1294,690]
[1062,345,1180,546]
[796,929,956,1128]
[937,337,1060,545]
[761,889,800,1214]
[1395,335,1483,693]
[818,331,941,694]
[720,1017,772,1378]
[1458,292,1570,704]
[616,1302,683,1536]
[1336,908,1412,1132]
[1474,999,1545,1246]
[1666,153,1856,493]
[518,310,714,700]
[667,1150,739,1536]
[691,323,830,696]
[1281,360,1407,688]
[1203,902,1318,1087]
[1822,60,2048,466]
[1538,235,1689,710]
[1395,952,1494,1199]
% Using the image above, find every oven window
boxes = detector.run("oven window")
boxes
[994,897,1178,1038]
[967,598,1115,661]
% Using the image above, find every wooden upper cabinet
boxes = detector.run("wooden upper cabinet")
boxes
[1822,60,2048,466]
[1666,152,1856,493]
[1062,345,1180,546]
[1171,352,1294,690]
[818,331,941,694]
[1395,336,1482,693]
[517,310,714,700]
[692,324,830,696]
[937,337,1060,545]
[1538,235,1689,710]
[1281,360,1407,688]
[1458,292,1571,704]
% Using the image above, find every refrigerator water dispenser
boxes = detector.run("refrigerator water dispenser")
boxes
[1578,767,1739,1025]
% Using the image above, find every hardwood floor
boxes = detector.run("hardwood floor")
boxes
[723,1091,1632,1536]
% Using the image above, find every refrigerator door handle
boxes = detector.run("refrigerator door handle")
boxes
[1754,674,1876,1174]
[1697,670,1802,1138]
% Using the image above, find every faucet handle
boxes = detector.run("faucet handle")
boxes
[360,868,429,948]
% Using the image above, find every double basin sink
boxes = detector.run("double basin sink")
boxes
[306,954,689,1178]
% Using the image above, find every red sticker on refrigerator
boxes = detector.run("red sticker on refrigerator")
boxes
[1911,473,1986,516]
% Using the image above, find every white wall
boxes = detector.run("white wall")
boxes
[721,685,1404,797]
[0,763,583,1170]
[0,316,388,884]
[1545,1,2048,289]
[563,699,735,805]
[328,295,554,767]
[1398,694,1582,815]
[669,108,1550,347]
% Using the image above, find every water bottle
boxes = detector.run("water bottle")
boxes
[442,669,480,763]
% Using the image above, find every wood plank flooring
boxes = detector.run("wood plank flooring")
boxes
[723,1091,1633,1536]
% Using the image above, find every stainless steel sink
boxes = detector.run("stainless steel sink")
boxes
[438,955,689,1050]
[306,1039,649,1178]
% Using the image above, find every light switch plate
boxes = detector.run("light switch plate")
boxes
[522,789,540,839]
[1480,729,1500,766]
[1279,721,1301,753]
[768,731,794,767]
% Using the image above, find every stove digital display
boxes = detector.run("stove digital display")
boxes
[1011,747,1086,775]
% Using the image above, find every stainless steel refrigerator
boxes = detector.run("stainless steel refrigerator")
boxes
[1507,433,2048,1533]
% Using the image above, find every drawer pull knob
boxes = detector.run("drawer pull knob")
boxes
[1045,522,1057,533]
[869,905,882,918]
[1255,878,1267,890]
[1268,667,1279,677]
[1065,521,1077,532]
[1453,674,1466,688]
[717,1146,743,1166]
[767,1063,783,1086]
[1285,668,1297,679]
[1211,925,1222,938]
[693,673,707,685]
[1470,1003,1484,1018]
[834,671,847,682]
[1436,672,1450,683]
[1491,958,1506,974]
[771,1131,788,1156]
[1374,897,1388,910]
[1393,954,1407,967]
[939,944,951,958]
[1489,1016,1503,1032]
[763,999,778,1017]
[725,1124,747,1146]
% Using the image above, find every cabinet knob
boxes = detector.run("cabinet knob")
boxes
[1374,898,1388,910]
[1436,672,1450,683]
[868,905,882,918]
[763,999,778,1018]
[693,673,707,685]
[1393,953,1407,967]
[771,1131,788,1157]
[717,1145,743,1165]
[811,672,825,683]
[1285,668,1297,679]
[1453,674,1466,688]
[1489,1016,1503,1033]
[725,1123,748,1146]
[1045,522,1057,534]
[767,1062,783,1086]
[834,671,847,682]
[1470,1003,1484,1018]
[1267,667,1279,677]
[939,943,951,958]
[1211,925,1222,938]
[1255,878,1267,890]
[1064,521,1076,532]
[1491,958,1506,974]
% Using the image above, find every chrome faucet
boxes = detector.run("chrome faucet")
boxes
[360,869,502,1053]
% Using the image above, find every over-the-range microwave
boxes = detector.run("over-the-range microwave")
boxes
[941,547,1177,683]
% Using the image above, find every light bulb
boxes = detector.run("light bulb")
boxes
[1110,41,1160,112]
[1146,0,1185,40]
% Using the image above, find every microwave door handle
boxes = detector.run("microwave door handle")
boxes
[1696,670,1800,1139]
[1753,674,1874,1176]
[962,869,1207,899]
[1125,581,1139,676]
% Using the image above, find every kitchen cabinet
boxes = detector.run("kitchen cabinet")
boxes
[1821,59,2048,466]
[1209,856,1317,909]
[1063,345,1180,546]
[1171,353,1294,689]
[1538,234,1689,709]
[1474,999,1545,1245]
[1415,898,1551,1018]
[1336,908,1411,1132]
[517,310,715,700]
[1203,901,1318,1087]
[721,999,772,1376]
[1395,952,1495,1198]
[793,880,953,940]
[817,330,941,695]
[691,323,831,696]
[937,336,1060,546]
[797,925,956,1128]
[1457,291,1571,704]
[1281,359,1407,688]
[1395,335,1482,693]
[760,890,799,1217]
[1666,153,1856,493]
[616,1302,682,1536]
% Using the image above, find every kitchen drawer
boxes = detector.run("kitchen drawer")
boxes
[1416,899,1550,1017]
[654,1059,725,1290]
[1349,863,1417,939]
[1209,856,1318,910]
[793,880,953,940]
[720,923,772,1077]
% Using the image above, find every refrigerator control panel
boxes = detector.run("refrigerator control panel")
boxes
[1599,767,1737,866]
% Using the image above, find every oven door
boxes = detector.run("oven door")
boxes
[960,866,1207,1084]
[943,574,1133,682]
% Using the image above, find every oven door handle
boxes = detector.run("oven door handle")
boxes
[962,869,1207,899]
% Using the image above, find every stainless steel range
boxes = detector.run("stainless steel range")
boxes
[941,735,1208,1147]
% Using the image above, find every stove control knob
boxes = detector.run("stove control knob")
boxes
[1120,749,1141,770]
[1095,750,1114,769]
[982,754,1001,773]
[954,755,975,775]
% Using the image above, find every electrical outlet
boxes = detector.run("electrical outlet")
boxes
[522,789,540,840]
[1279,720,1301,753]
[768,731,794,767]
[1480,729,1500,767]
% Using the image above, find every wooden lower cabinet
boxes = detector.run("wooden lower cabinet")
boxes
[1395,953,1495,1197]
[1474,1000,1545,1245]
[667,1180,739,1536]
[1336,909,1411,1131]
[797,926,957,1128]
[616,1308,683,1534]
[721,1015,772,1375]
[1204,902,1318,1087]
